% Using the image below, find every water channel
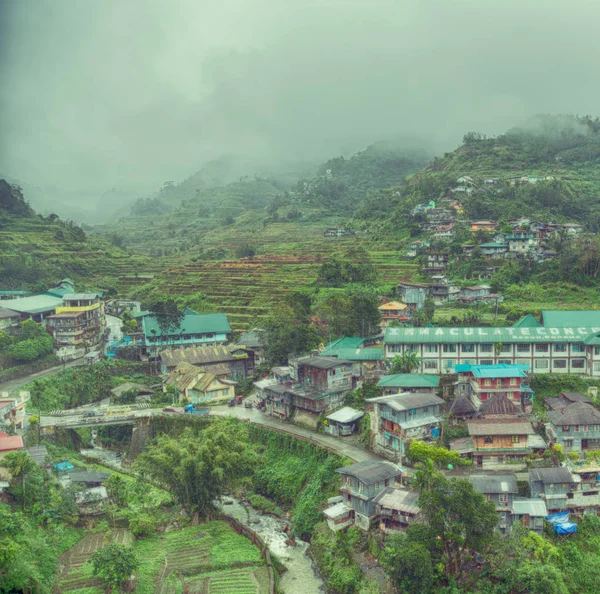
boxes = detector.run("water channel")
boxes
[80,439,326,593]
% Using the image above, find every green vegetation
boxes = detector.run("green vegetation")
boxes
[91,543,139,593]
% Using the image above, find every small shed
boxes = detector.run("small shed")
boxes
[84,351,102,365]
[69,472,110,487]
[325,407,364,436]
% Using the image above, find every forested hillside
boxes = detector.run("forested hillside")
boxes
[0,180,153,292]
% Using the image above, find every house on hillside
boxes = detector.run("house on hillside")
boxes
[479,393,522,418]
[429,276,460,304]
[0,391,30,430]
[479,243,508,258]
[456,419,544,470]
[375,488,422,534]
[447,396,477,420]
[237,328,266,368]
[164,362,236,404]
[323,346,384,381]
[0,433,25,490]
[324,407,364,437]
[397,282,429,311]
[334,461,405,531]
[0,308,19,329]
[506,233,537,255]
[366,393,444,461]
[546,402,600,453]
[424,251,449,274]
[159,344,250,378]
[470,221,497,233]
[378,301,411,328]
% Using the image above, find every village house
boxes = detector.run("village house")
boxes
[0,307,19,330]
[366,393,444,461]
[47,292,106,357]
[426,208,455,225]
[0,432,25,492]
[447,395,477,420]
[506,232,538,255]
[456,363,533,412]
[383,314,600,377]
[406,239,430,258]
[105,299,141,316]
[0,391,30,430]
[0,290,32,301]
[455,419,544,470]
[470,474,546,534]
[164,362,236,404]
[325,346,384,381]
[529,467,576,514]
[470,221,497,233]
[324,407,364,437]
[263,384,294,421]
[546,402,600,453]
[377,373,440,396]
[331,461,405,531]
[424,251,449,274]
[1,279,75,323]
[567,461,600,515]
[429,276,460,304]
[69,472,110,511]
[479,242,508,258]
[397,281,429,311]
[237,328,266,368]
[159,344,251,378]
[479,392,523,418]
[458,285,501,305]
[433,224,455,241]
[143,310,232,357]
[378,301,411,328]
[411,200,436,216]
[374,487,422,534]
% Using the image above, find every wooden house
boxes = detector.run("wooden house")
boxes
[374,487,422,534]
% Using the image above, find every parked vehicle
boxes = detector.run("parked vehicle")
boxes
[184,404,210,416]
[244,401,253,409]
[228,399,236,407]
[234,395,244,405]
[162,407,178,413]
[84,411,99,418]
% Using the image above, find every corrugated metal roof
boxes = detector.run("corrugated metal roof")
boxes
[368,393,444,411]
[513,314,542,328]
[529,467,574,484]
[143,312,231,338]
[377,374,440,388]
[336,347,383,361]
[584,332,600,346]
[470,474,518,494]
[467,419,535,436]
[160,345,238,368]
[0,308,18,319]
[4,294,63,314]
[63,293,100,301]
[560,392,593,404]
[336,461,404,485]
[323,502,352,519]
[374,487,420,514]
[321,337,366,356]
[326,407,364,424]
[300,356,353,370]
[480,393,521,416]
[548,402,600,426]
[384,325,598,344]
[448,396,477,415]
[470,364,528,378]
[512,498,547,517]
[541,310,600,328]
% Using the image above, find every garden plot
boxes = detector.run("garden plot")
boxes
[55,529,131,593]
[182,567,270,594]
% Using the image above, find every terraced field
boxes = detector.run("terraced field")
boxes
[55,529,132,593]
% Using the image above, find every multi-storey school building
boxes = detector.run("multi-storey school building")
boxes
[384,311,600,377]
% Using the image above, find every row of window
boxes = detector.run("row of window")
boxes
[561,425,600,433]
[421,359,587,370]
[412,343,589,354]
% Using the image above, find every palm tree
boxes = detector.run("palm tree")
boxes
[390,351,422,374]
[413,458,439,494]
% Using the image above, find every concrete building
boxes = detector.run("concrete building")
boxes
[366,393,443,461]
[0,391,30,430]
[546,402,600,453]
[0,308,19,329]
[397,282,429,310]
[384,315,600,377]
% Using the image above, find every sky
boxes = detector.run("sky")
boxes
[1,0,600,195]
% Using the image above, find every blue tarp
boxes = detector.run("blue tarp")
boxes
[545,511,570,524]
[554,522,578,535]
[431,427,440,439]
[53,461,74,472]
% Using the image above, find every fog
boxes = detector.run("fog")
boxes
[1,0,599,212]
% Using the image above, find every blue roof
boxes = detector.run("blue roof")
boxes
[468,363,529,378]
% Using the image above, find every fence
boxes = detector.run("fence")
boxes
[220,513,277,594]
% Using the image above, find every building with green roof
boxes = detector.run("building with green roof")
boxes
[513,314,541,328]
[541,310,600,328]
[377,374,440,395]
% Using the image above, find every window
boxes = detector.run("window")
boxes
[425,345,438,353]
[484,436,493,444]
[423,406,429,413]
[553,359,567,369]
[595,362,600,372]
[517,344,531,353]
[484,379,491,387]
[575,425,580,432]
[498,359,511,365]
[572,359,586,369]
[480,344,492,353]
[562,425,570,432]
[499,494,508,504]
[516,359,530,366]
[535,343,549,353]
[206,333,215,339]
[424,360,438,370]
[462,344,475,353]
[554,343,567,353]
[595,346,600,356]
[480,359,493,365]
[341,366,346,372]
[342,378,349,385]
[583,426,589,432]
[511,435,520,443]
[330,369,336,376]
[443,344,457,353]
[445,359,455,369]
[535,359,549,369]
[572,343,586,353]
[500,343,511,353]
[406,345,418,353]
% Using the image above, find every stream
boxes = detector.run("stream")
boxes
[80,439,326,593]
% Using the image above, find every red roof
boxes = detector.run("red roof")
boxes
[0,435,24,452]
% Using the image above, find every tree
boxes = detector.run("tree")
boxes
[91,543,139,593]
[390,351,421,374]
[148,299,184,344]
[136,420,256,518]
[408,441,468,469]
[418,475,498,576]
[381,533,434,594]
[0,450,37,510]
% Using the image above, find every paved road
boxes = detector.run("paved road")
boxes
[0,358,84,395]
[104,315,122,352]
